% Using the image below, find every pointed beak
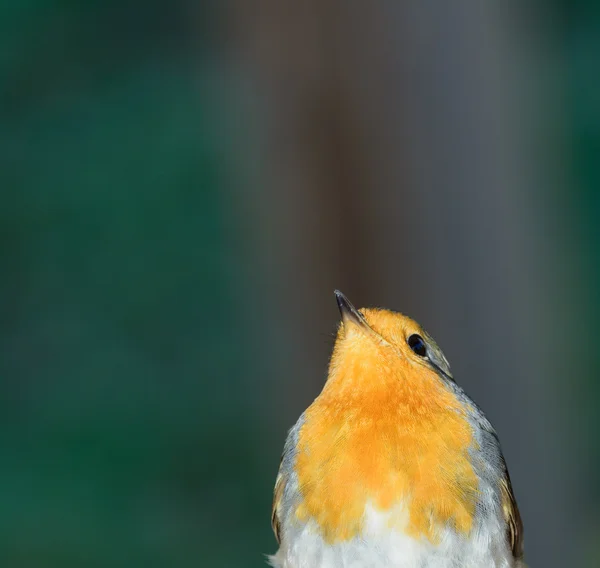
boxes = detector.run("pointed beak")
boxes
[334,290,369,329]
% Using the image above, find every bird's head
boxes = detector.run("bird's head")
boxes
[326,290,454,399]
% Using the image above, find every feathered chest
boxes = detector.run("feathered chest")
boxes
[293,380,479,545]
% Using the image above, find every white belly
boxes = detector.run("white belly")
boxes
[269,503,516,568]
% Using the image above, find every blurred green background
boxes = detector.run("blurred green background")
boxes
[0,1,597,567]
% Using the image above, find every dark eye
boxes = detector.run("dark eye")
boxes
[407,334,427,357]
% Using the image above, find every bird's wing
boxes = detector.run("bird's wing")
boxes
[271,461,286,545]
[500,469,524,561]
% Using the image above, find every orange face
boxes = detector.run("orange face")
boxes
[294,308,479,544]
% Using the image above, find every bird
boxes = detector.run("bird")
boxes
[269,290,523,568]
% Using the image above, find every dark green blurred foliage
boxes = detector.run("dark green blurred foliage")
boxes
[559,1,600,564]
[0,1,271,566]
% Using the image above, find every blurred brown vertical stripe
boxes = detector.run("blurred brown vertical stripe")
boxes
[228,1,413,411]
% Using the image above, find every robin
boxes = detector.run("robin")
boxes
[270,291,523,567]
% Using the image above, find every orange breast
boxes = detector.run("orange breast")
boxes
[294,347,479,544]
